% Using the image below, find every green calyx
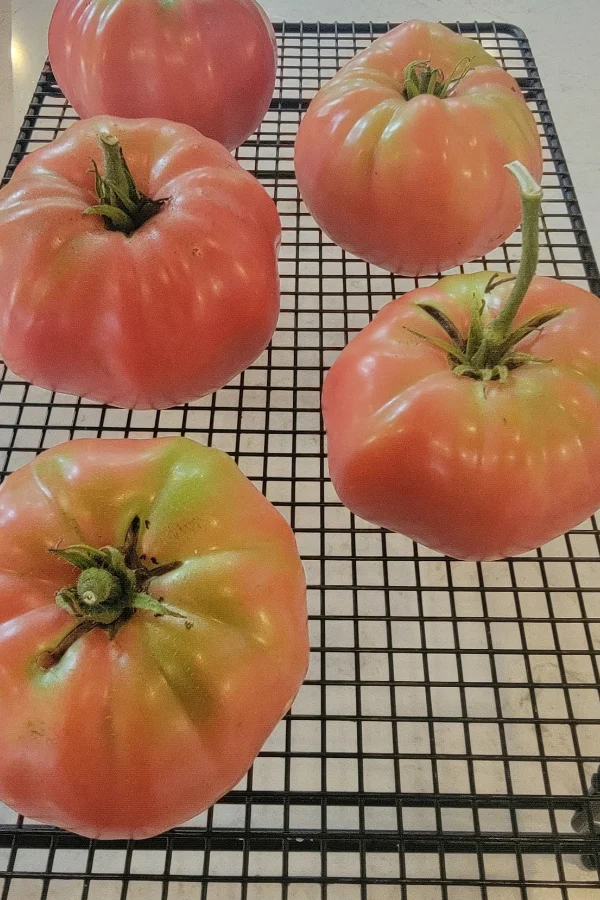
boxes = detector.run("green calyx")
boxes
[410,162,564,384]
[39,517,187,670]
[403,57,473,100]
[85,133,167,236]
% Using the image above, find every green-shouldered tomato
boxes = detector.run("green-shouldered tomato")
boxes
[0,437,308,838]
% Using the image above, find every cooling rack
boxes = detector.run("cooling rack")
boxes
[1,20,599,900]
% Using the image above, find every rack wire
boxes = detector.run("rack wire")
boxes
[1,20,599,900]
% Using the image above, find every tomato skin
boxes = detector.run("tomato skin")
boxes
[0,117,281,410]
[295,20,543,276]
[49,0,276,151]
[323,274,600,561]
[0,437,308,839]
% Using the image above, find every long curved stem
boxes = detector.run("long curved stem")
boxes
[414,163,563,380]
[470,162,543,369]
[490,162,543,336]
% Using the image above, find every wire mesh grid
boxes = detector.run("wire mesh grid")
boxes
[1,19,600,900]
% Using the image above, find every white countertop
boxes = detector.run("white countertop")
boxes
[2,0,600,259]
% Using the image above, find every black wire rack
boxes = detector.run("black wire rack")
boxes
[1,20,599,900]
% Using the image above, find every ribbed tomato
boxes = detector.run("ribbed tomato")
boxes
[0,437,308,839]
[0,116,281,409]
[49,0,277,151]
[323,165,600,560]
[295,20,543,276]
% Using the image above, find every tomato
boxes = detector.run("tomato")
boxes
[0,116,281,410]
[323,164,600,561]
[295,20,543,276]
[0,437,308,839]
[49,0,276,151]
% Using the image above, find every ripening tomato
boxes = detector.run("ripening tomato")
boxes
[295,20,543,276]
[0,437,308,839]
[49,0,277,151]
[323,164,600,561]
[0,116,281,410]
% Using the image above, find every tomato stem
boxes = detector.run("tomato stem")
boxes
[39,519,187,669]
[412,163,564,381]
[403,57,473,100]
[470,162,544,367]
[85,134,167,236]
